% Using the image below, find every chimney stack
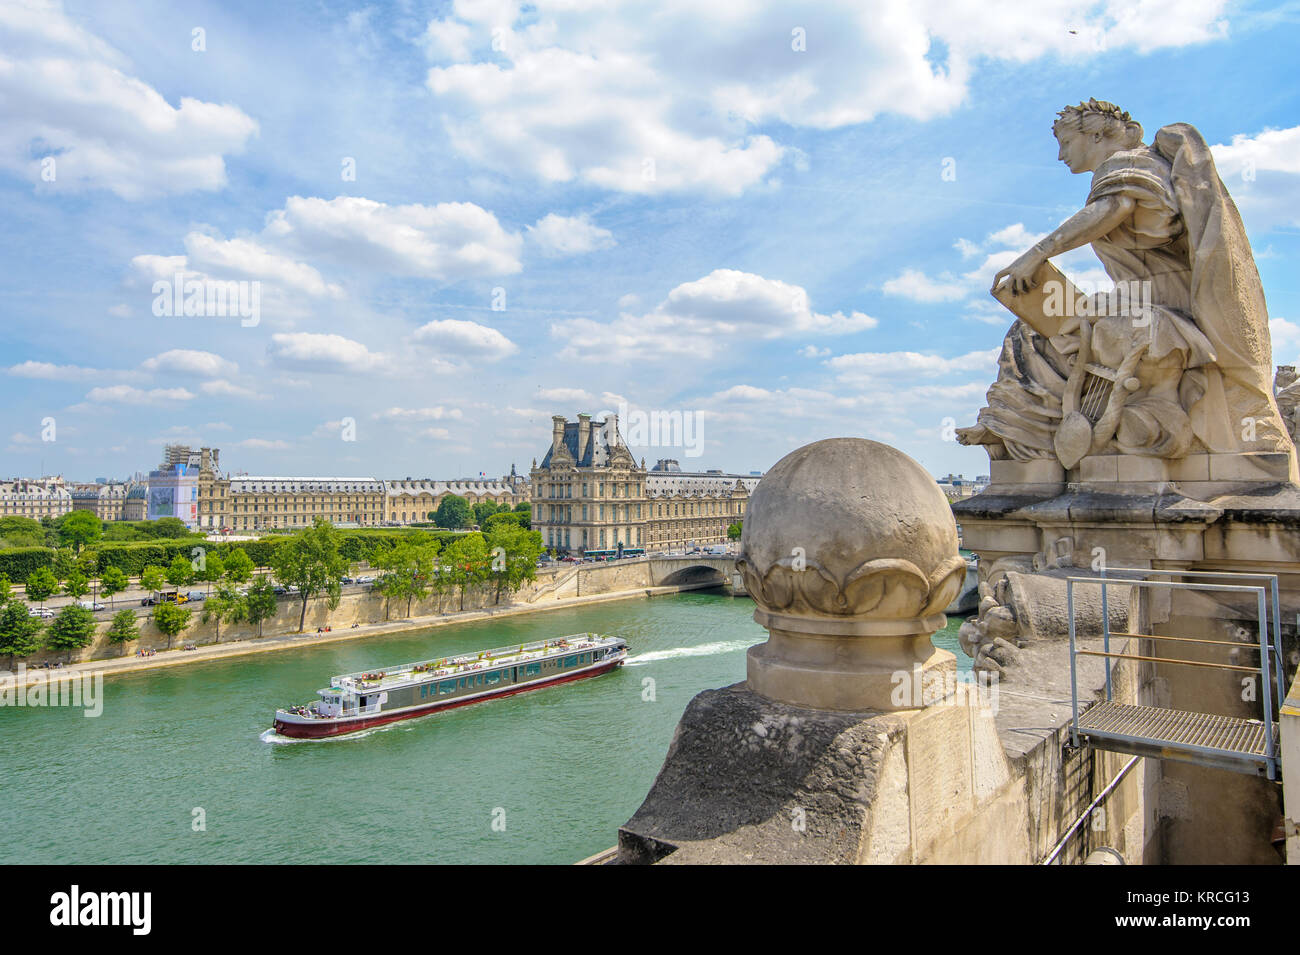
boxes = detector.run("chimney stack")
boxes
[577,413,592,461]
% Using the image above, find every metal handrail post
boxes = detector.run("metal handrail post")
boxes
[1068,579,1079,748]
[1257,589,1277,780]
[1101,567,1112,701]
[1272,576,1285,714]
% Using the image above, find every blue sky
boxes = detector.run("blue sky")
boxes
[3,0,1299,482]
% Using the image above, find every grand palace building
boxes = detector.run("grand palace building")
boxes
[530,413,760,556]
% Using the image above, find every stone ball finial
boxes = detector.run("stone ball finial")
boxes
[737,438,965,711]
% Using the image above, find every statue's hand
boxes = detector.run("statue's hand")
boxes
[992,250,1045,295]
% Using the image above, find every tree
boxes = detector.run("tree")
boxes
[53,547,78,582]
[0,601,44,667]
[140,565,166,599]
[166,554,194,591]
[482,511,522,535]
[201,586,245,643]
[25,567,58,609]
[270,518,346,632]
[196,552,225,596]
[371,547,403,621]
[105,609,140,654]
[58,511,103,552]
[100,566,129,610]
[46,604,97,661]
[0,516,44,546]
[223,548,254,585]
[434,494,473,530]
[442,533,489,611]
[148,517,191,539]
[244,576,278,637]
[62,570,90,601]
[152,601,192,650]
[472,500,502,527]
[0,573,12,607]
[727,521,743,541]
[485,522,543,604]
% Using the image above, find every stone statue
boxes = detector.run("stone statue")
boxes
[958,99,1289,469]
[1274,365,1300,445]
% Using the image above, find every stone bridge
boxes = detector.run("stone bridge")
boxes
[526,554,744,603]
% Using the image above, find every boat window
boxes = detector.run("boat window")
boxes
[439,680,457,694]
[525,663,541,676]
[485,671,500,685]
[564,655,577,668]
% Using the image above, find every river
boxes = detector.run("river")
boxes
[1,591,969,864]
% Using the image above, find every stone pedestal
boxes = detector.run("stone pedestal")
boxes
[617,683,1017,864]
[746,616,954,712]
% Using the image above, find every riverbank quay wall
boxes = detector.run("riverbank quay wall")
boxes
[13,557,739,668]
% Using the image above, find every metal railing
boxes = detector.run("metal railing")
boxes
[1066,569,1282,779]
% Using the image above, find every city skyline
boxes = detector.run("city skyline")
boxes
[4,1,1299,481]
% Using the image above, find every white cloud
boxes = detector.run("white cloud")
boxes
[527,213,616,257]
[421,1,1230,195]
[181,233,343,298]
[140,349,238,378]
[7,360,103,380]
[84,385,194,405]
[553,269,876,361]
[0,0,257,198]
[882,269,969,303]
[411,319,518,360]
[264,196,523,281]
[267,333,387,373]
[1270,318,1300,365]
[1212,124,1300,229]
[373,406,465,421]
[827,348,999,383]
[536,387,594,402]
[199,380,264,400]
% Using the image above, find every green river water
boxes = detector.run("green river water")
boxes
[1,591,969,865]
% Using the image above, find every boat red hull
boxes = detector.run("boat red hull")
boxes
[273,659,623,739]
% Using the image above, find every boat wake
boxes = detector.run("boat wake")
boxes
[623,638,762,666]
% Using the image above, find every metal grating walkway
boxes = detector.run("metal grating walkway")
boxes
[1077,701,1274,775]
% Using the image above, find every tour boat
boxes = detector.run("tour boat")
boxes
[273,633,627,739]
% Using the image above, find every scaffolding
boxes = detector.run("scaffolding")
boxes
[1067,568,1283,780]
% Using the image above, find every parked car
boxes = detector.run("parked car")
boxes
[355,576,374,584]
[27,607,55,619]
[341,576,354,585]
[142,591,188,607]
[185,591,206,602]
[76,601,106,612]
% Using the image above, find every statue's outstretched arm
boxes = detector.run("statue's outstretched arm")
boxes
[992,194,1136,294]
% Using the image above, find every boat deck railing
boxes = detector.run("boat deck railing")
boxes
[329,632,616,690]
[1067,568,1283,779]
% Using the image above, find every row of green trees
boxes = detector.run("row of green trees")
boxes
[430,496,531,530]
[0,574,146,666]
[0,513,198,552]
[0,524,475,584]
[0,516,547,662]
[370,519,544,620]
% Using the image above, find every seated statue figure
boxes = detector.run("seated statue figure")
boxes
[958,99,1290,468]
